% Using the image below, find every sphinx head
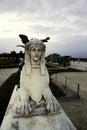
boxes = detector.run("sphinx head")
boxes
[18,35,50,75]
[25,38,46,65]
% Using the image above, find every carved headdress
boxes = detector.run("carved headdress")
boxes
[18,34,50,75]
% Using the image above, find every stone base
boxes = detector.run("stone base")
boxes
[13,99,59,118]
[0,86,76,130]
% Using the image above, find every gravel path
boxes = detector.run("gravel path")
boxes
[0,68,18,87]
[51,72,87,130]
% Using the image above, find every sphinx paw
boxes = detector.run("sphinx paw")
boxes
[13,101,32,116]
[46,96,59,112]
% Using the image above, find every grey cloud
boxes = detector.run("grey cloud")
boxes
[0,0,46,13]
[0,0,25,12]
[66,35,87,46]
[1,0,87,28]
[0,0,87,58]
[29,25,55,34]
[0,0,86,16]
[64,0,87,16]
[54,35,87,57]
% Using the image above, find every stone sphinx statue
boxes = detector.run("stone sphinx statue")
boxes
[1,35,77,130]
[13,35,59,116]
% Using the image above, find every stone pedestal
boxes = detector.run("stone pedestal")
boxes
[0,86,76,130]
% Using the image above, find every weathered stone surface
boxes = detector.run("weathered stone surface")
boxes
[1,112,76,130]
[13,36,59,116]
[0,86,76,130]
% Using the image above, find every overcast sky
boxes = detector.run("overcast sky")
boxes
[0,0,87,58]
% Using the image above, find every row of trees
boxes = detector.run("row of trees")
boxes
[0,51,24,60]
[0,51,24,68]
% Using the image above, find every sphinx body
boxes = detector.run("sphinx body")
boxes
[13,36,59,116]
[20,65,49,103]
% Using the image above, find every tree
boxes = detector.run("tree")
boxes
[47,53,60,63]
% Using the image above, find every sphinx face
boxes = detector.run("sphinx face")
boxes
[30,46,43,62]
